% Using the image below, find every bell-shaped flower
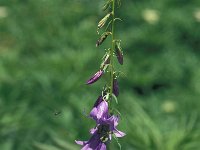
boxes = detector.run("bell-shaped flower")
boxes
[76,92,125,150]
[90,94,125,138]
[76,115,125,150]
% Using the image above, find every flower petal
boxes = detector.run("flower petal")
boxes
[81,145,93,150]
[98,143,107,150]
[85,133,101,149]
[75,140,87,146]
[90,101,108,122]
[90,107,98,120]
[90,127,98,134]
[106,115,119,130]
[114,129,126,138]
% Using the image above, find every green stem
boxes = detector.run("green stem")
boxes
[110,0,115,101]
[108,2,116,150]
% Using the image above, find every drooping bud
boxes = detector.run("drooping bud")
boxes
[115,41,123,65]
[98,13,112,30]
[96,32,111,47]
[113,78,119,96]
[87,70,103,85]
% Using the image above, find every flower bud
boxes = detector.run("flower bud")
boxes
[96,32,111,47]
[87,70,103,85]
[113,78,119,96]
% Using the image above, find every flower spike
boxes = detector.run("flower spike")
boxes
[77,0,125,149]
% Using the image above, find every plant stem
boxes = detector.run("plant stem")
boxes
[110,0,115,101]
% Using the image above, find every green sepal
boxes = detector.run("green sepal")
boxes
[112,93,118,104]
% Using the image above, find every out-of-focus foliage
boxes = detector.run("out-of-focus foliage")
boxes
[0,0,200,149]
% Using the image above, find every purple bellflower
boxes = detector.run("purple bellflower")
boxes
[90,100,125,139]
[87,70,103,85]
[76,98,125,150]
[76,115,125,150]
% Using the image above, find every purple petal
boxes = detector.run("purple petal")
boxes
[114,129,126,137]
[90,101,108,122]
[75,140,87,146]
[113,116,119,127]
[81,145,93,150]
[81,133,102,150]
[90,108,98,120]
[113,79,119,97]
[106,115,119,129]
[90,127,98,134]
[97,143,107,150]
[87,70,103,84]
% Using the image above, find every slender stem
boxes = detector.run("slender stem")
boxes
[109,0,115,101]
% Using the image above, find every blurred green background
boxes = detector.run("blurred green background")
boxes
[0,0,200,150]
